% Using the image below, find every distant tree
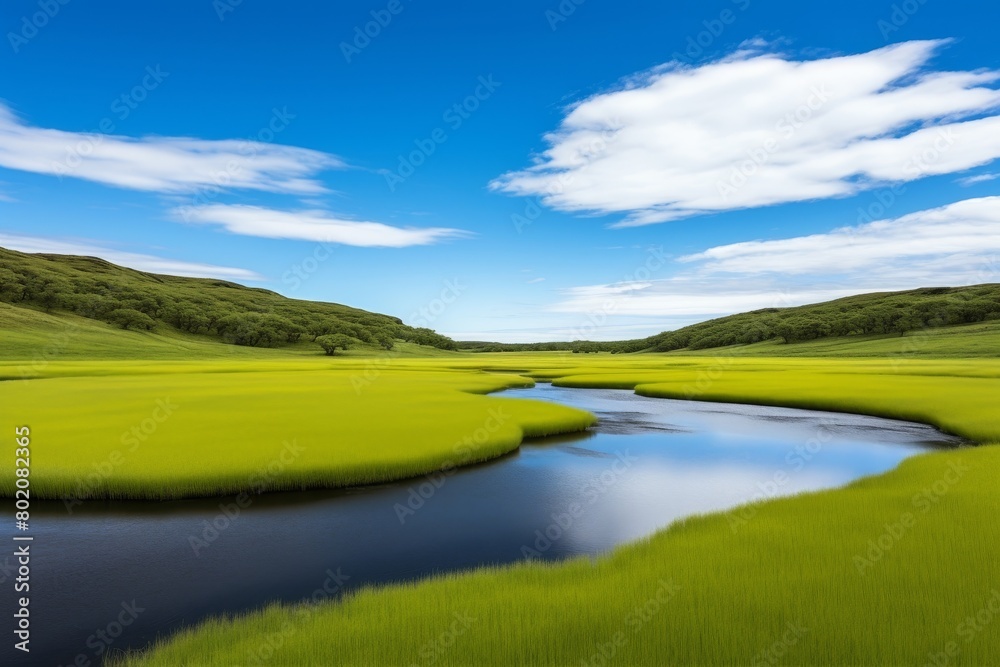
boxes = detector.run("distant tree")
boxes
[891,313,923,336]
[0,268,25,302]
[108,308,156,331]
[373,331,395,350]
[316,334,356,356]
[283,322,307,343]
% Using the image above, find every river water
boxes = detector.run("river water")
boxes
[2,385,962,665]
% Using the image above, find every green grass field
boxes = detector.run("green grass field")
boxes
[4,303,1000,665]
[0,360,594,499]
[93,353,998,666]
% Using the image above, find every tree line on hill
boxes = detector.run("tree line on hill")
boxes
[459,285,1000,353]
[0,248,457,352]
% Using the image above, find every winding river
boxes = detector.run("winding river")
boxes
[3,385,963,666]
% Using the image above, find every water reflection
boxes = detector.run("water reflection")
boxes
[3,385,962,665]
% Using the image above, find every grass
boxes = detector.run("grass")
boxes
[0,302,459,362]
[116,445,999,666]
[670,320,1000,358]
[1,353,981,666]
[4,302,1000,664]
[0,361,594,499]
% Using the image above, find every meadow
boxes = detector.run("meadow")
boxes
[0,359,595,499]
[4,305,1000,664]
[91,353,999,666]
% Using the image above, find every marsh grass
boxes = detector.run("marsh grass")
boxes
[87,354,1000,666]
[0,364,594,499]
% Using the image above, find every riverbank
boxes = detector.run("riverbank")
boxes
[100,354,1000,666]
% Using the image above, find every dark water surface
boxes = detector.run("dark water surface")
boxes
[3,385,962,665]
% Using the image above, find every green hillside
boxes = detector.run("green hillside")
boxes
[0,246,457,356]
[463,284,1000,355]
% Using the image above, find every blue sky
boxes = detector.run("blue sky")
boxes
[2,0,1000,341]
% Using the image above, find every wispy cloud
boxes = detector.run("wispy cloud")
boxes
[553,197,1000,320]
[553,277,861,318]
[494,40,1000,226]
[0,232,263,281]
[0,102,341,195]
[175,204,470,247]
[957,172,1000,186]
[683,196,1000,274]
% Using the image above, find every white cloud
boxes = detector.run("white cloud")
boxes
[526,277,546,284]
[681,196,1000,275]
[493,40,1000,226]
[0,232,263,281]
[553,277,863,318]
[175,204,469,247]
[0,102,341,195]
[552,197,1000,321]
[958,172,1000,186]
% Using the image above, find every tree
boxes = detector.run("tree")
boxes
[108,308,156,331]
[0,268,25,302]
[891,313,923,336]
[316,334,356,356]
[373,331,395,350]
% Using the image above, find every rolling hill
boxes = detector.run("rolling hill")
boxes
[0,246,457,358]
[462,284,1000,355]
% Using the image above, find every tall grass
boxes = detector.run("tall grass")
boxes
[0,363,594,499]
[104,355,1000,665]
[118,447,999,666]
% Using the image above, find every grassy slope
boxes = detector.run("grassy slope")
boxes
[673,320,1000,358]
[102,355,1000,666]
[0,301,457,363]
[461,284,1000,353]
[0,246,457,351]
